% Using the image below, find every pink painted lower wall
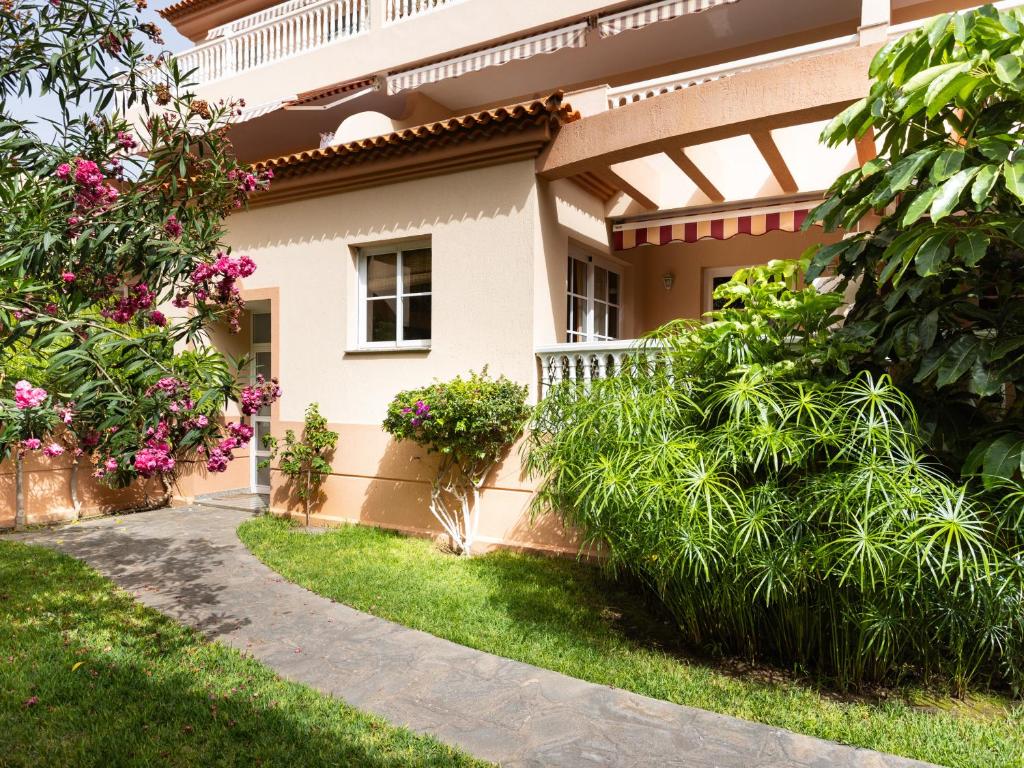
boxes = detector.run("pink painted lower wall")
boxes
[265,422,581,555]
[0,454,163,529]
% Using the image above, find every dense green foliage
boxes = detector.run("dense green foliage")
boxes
[0,0,274,492]
[0,541,483,767]
[809,5,1024,478]
[527,261,1024,693]
[263,402,338,525]
[383,371,528,554]
[240,515,1024,768]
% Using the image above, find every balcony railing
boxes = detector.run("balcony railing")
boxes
[606,34,859,110]
[537,340,665,395]
[177,0,368,84]
[384,0,464,25]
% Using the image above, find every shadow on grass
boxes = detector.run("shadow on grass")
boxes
[0,541,480,768]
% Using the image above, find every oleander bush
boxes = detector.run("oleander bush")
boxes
[527,261,1024,693]
[384,370,529,556]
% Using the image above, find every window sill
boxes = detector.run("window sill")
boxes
[344,344,432,355]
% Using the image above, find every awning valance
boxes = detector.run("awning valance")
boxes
[386,22,589,95]
[612,200,816,251]
[599,0,740,39]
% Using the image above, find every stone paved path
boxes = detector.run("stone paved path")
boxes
[17,506,937,768]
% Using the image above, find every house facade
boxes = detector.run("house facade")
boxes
[88,0,1005,549]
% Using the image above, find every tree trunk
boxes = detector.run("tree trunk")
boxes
[69,457,81,521]
[304,468,311,527]
[14,452,25,531]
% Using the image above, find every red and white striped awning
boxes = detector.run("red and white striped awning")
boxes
[386,22,589,95]
[599,0,741,38]
[612,200,817,251]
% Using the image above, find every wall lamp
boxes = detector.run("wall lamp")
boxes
[662,272,675,291]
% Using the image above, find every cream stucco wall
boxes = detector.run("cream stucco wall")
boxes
[226,160,542,425]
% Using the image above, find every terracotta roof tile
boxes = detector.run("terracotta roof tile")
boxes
[255,93,579,177]
[158,0,222,21]
[291,78,379,106]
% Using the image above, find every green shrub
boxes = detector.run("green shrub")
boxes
[527,261,1024,693]
[384,370,529,555]
[808,6,1024,481]
[263,403,338,526]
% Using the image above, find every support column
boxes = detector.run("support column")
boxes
[859,0,890,45]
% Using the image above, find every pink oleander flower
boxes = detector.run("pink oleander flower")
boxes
[61,271,76,284]
[218,437,239,452]
[116,131,137,150]
[14,380,47,410]
[56,403,74,425]
[206,448,229,473]
[164,215,182,238]
[21,438,42,451]
[196,414,210,428]
[133,446,175,478]
[228,422,253,442]
[56,163,71,180]
[149,310,167,327]
[104,457,118,472]
[43,443,64,458]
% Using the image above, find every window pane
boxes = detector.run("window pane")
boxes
[608,272,620,305]
[256,420,271,447]
[255,351,271,379]
[571,297,587,335]
[402,295,431,341]
[367,297,397,342]
[252,313,271,344]
[367,253,398,297]
[594,267,608,303]
[572,259,588,296]
[257,463,271,488]
[608,306,619,339]
[403,249,431,294]
[594,302,607,338]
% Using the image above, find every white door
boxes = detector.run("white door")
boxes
[250,312,272,494]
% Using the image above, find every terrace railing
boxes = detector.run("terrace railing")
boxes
[383,0,464,25]
[177,0,368,84]
[536,340,666,396]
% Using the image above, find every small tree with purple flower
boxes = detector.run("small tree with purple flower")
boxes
[383,370,529,556]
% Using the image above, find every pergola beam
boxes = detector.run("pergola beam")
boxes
[538,44,880,180]
[592,166,658,210]
[751,130,798,194]
[666,148,724,203]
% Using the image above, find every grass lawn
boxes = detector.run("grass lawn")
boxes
[0,540,486,768]
[239,516,1024,768]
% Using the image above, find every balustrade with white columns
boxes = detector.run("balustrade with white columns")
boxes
[176,0,368,84]
[536,340,667,396]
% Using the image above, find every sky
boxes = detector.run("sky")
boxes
[9,4,192,126]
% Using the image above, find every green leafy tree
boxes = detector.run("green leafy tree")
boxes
[809,4,1024,480]
[384,370,529,556]
[528,261,1024,693]
[262,403,338,527]
[0,0,279,509]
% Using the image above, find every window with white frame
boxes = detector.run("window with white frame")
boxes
[358,242,431,347]
[566,250,621,343]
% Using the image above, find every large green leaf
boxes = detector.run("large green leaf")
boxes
[902,187,940,226]
[995,54,1022,84]
[929,149,965,183]
[936,335,979,389]
[1002,160,1024,202]
[954,232,988,267]
[930,167,979,221]
[915,234,951,276]
[971,165,999,207]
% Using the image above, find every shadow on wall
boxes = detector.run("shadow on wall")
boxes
[225,164,535,255]
[0,458,162,529]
